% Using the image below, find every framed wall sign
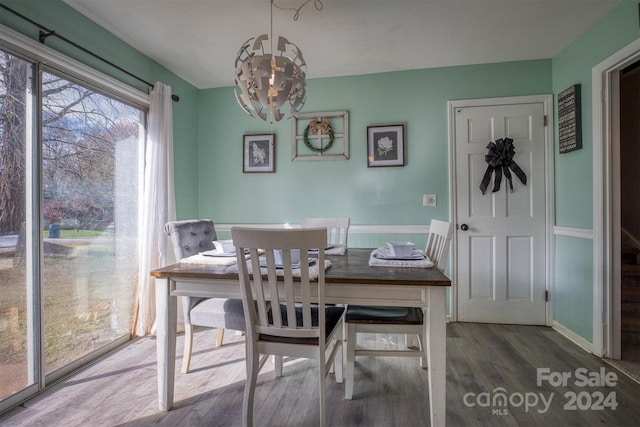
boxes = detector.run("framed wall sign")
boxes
[292,111,349,161]
[558,84,582,154]
[367,124,405,167]
[243,134,275,173]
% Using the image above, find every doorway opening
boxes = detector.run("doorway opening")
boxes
[592,39,640,381]
[617,59,640,380]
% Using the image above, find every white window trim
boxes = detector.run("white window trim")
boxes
[0,22,149,414]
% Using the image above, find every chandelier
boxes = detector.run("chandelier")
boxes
[234,1,319,123]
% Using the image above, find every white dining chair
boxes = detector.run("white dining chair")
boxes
[231,226,345,427]
[343,219,453,399]
[300,217,350,246]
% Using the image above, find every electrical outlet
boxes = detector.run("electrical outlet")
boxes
[423,194,437,207]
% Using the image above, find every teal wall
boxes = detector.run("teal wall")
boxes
[554,236,594,341]
[198,60,551,225]
[551,0,640,341]
[0,0,201,219]
[4,0,639,345]
[552,0,640,229]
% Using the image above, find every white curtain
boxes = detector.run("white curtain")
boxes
[135,82,176,337]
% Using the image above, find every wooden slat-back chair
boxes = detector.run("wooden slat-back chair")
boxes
[231,227,345,427]
[300,217,350,246]
[344,219,453,399]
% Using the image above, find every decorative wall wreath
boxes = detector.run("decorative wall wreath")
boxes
[303,118,335,153]
[479,137,527,194]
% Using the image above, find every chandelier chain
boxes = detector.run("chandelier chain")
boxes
[272,0,323,21]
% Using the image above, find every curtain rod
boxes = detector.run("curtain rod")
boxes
[0,3,180,102]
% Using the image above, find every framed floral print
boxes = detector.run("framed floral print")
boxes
[243,134,275,173]
[367,124,405,167]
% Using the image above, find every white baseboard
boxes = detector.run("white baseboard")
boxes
[552,320,593,354]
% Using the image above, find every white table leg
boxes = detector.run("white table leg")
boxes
[426,287,446,427]
[156,277,177,411]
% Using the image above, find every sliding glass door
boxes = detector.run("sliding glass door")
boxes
[41,70,143,375]
[0,50,35,405]
[0,46,145,409]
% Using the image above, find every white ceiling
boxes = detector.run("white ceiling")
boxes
[63,0,620,89]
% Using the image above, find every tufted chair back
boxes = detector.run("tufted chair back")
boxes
[164,219,218,326]
[164,219,217,260]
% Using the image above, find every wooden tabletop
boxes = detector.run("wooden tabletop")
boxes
[150,247,451,287]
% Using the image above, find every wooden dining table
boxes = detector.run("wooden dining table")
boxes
[150,248,451,426]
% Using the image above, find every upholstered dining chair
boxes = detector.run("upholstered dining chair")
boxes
[164,219,245,374]
[300,217,350,247]
[231,226,344,427]
[344,219,453,399]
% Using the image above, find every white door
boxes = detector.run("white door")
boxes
[454,100,547,324]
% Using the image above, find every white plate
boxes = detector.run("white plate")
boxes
[200,249,248,257]
[260,259,317,269]
[374,248,425,260]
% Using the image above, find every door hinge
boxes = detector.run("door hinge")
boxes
[545,290,549,302]
[543,115,548,127]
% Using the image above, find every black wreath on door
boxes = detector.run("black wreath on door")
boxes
[479,137,527,194]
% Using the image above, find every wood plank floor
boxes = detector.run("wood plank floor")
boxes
[1,323,640,426]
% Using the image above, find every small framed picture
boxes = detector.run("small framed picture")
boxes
[243,134,275,173]
[367,124,405,167]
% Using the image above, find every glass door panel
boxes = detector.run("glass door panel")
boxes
[41,71,142,374]
[0,52,35,402]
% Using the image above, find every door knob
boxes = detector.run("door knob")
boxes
[460,224,469,231]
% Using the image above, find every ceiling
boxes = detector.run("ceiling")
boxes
[63,0,620,89]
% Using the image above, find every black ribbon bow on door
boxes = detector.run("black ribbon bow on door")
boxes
[479,138,527,194]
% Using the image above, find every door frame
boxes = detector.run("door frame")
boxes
[592,38,640,359]
[447,95,555,324]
